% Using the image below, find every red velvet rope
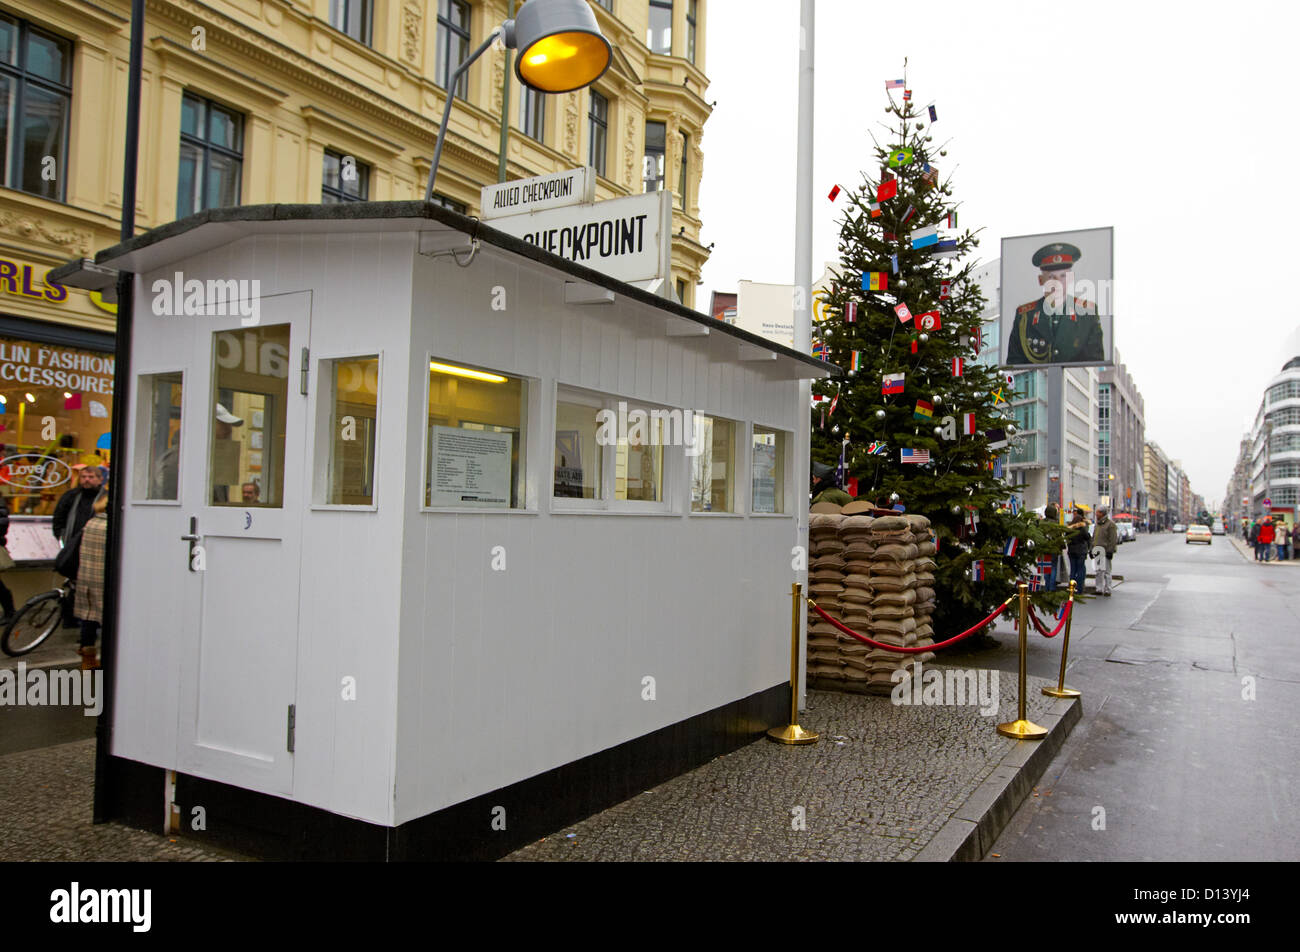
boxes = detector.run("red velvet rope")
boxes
[807,596,1015,654]
[1028,600,1072,639]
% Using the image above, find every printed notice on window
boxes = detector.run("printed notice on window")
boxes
[430,425,512,508]
[752,443,777,513]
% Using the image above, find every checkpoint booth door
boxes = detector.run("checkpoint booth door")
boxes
[172,291,312,796]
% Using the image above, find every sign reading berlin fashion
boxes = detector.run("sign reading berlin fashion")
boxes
[480,166,595,220]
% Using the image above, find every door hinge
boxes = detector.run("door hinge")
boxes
[300,347,310,395]
[286,704,296,753]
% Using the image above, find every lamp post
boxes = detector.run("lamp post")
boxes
[425,0,611,201]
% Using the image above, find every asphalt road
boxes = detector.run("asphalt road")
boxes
[973,531,1300,861]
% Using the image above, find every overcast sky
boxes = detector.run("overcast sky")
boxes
[697,0,1300,505]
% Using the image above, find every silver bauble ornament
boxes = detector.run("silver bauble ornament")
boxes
[940,150,948,156]
[890,492,900,502]
[898,278,907,288]
[932,394,942,405]
[875,409,886,419]
[1007,424,1017,435]
[832,425,840,433]
[951,505,962,515]
[934,425,944,435]
[972,390,984,399]
[919,333,929,343]
[1026,539,1035,550]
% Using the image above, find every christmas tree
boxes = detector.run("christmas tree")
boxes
[812,76,1068,634]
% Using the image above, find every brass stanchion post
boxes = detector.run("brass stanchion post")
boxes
[1043,580,1082,698]
[997,582,1048,740]
[767,582,819,745]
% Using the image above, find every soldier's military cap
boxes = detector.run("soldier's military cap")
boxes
[1032,242,1082,272]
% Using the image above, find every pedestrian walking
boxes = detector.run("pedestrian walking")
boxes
[1275,521,1288,562]
[1042,503,1061,590]
[52,464,103,628]
[74,490,109,670]
[1066,507,1090,594]
[1093,506,1120,596]
[1258,519,1275,562]
[1249,520,1261,560]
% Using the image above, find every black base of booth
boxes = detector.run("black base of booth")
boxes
[97,683,788,861]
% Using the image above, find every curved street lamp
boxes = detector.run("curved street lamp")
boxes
[425,0,611,201]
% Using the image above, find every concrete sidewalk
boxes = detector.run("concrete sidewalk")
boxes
[1229,533,1300,566]
[506,672,1078,862]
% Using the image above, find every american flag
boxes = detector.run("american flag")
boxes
[900,448,930,464]
[885,79,905,90]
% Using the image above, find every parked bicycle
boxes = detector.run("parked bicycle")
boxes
[0,579,74,657]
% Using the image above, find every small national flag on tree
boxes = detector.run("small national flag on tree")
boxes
[850,351,861,372]
[868,441,888,455]
[914,400,933,421]
[844,301,858,322]
[939,280,952,299]
[888,147,914,167]
[900,448,929,464]
[971,560,985,582]
[962,412,976,435]
[946,211,958,229]
[868,202,882,218]
[928,104,938,122]
[828,393,839,416]
[885,78,905,89]
[877,179,898,202]
[952,356,964,377]
[828,184,842,202]
[911,225,939,249]
[882,373,905,394]
[902,204,916,223]
[861,272,887,291]
[891,253,899,273]
[902,89,912,101]
[894,303,913,323]
[1003,537,1019,557]
[916,310,941,331]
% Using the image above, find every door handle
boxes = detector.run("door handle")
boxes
[181,516,202,571]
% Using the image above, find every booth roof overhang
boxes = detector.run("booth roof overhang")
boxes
[54,201,839,382]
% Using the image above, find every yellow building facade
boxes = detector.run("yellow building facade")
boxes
[0,0,710,535]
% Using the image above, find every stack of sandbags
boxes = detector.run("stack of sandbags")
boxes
[836,514,877,687]
[908,515,938,665]
[806,510,848,683]
[862,514,922,695]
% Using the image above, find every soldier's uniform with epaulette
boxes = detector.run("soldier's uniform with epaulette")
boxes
[1005,242,1105,365]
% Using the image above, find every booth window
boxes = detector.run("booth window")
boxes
[315,356,378,506]
[554,388,604,500]
[134,372,183,501]
[322,149,369,203]
[0,333,114,516]
[178,92,243,218]
[690,415,736,513]
[435,0,471,100]
[426,359,527,509]
[751,427,788,514]
[0,13,72,202]
[552,387,676,512]
[209,324,288,507]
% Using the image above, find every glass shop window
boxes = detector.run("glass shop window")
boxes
[554,387,604,500]
[426,359,527,509]
[315,356,379,505]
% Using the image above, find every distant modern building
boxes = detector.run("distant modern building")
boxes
[1245,349,1300,526]
[1098,355,1146,518]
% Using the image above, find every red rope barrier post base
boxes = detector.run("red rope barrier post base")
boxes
[767,582,819,746]
[997,582,1049,740]
[1043,579,1082,699]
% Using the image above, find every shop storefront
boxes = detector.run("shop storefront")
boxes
[0,313,115,566]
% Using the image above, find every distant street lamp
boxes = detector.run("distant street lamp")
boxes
[425,0,611,201]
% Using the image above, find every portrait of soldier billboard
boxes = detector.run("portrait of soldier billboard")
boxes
[1001,228,1113,368]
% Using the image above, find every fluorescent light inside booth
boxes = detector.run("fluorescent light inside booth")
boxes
[429,361,508,384]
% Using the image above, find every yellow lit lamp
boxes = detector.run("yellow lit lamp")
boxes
[424,0,611,201]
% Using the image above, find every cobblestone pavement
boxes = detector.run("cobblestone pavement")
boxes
[505,672,1064,862]
[0,739,245,861]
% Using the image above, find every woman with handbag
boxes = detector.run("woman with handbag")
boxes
[74,490,109,670]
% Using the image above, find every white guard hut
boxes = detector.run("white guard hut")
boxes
[80,202,833,859]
